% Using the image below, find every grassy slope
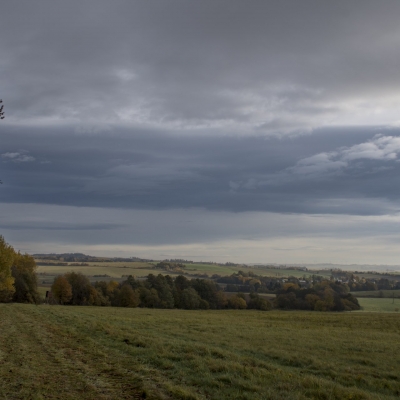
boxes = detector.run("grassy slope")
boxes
[1,305,400,400]
[357,298,400,313]
[351,290,400,298]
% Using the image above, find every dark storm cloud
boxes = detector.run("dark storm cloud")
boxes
[0,221,124,231]
[1,1,400,132]
[2,125,400,215]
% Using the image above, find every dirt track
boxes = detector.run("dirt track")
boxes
[0,305,145,400]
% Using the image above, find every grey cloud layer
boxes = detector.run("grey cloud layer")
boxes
[232,134,400,189]
[2,126,400,215]
[1,203,400,248]
[2,1,400,132]
[2,203,400,265]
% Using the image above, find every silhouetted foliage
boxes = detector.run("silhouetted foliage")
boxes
[12,254,40,304]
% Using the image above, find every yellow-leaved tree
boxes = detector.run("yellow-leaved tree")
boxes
[0,235,16,302]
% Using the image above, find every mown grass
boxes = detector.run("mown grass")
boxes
[351,290,400,298]
[357,298,400,313]
[1,304,399,399]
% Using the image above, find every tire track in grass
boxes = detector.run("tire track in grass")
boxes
[0,305,146,400]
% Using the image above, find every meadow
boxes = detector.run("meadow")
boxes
[351,290,400,298]
[36,261,157,289]
[182,264,331,279]
[1,304,399,400]
[357,297,400,313]
[35,260,330,290]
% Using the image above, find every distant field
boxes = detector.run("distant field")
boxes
[351,290,400,298]
[182,263,238,275]
[183,263,330,278]
[36,262,156,289]
[1,304,399,399]
[36,261,329,292]
[37,265,156,278]
[36,286,48,298]
[36,260,153,275]
[252,267,331,278]
[357,297,400,313]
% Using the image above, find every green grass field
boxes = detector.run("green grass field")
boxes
[357,297,400,313]
[36,262,154,277]
[36,262,157,290]
[182,263,239,275]
[1,304,399,399]
[254,268,332,279]
[351,290,400,298]
[183,264,330,279]
[36,260,329,281]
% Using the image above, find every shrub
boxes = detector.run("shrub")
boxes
[228,295,247,309]
[248,294,271,311]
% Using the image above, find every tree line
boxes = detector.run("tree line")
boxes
[349,278,400,291]
[275,281,360,311]
[51,272,272,310]
[50,272,360,311]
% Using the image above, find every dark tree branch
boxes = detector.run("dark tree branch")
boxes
[0,99,4,119]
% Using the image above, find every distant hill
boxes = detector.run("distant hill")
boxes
[32,253,153,263]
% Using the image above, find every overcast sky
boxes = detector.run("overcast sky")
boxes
[1,1,400,265]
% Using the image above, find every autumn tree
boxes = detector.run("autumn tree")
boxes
[64,272,93,305]
[0,236,16,302]
[227,294,247,309]
[180,287,201,309]
[191,279,225,309]
[174,275,191,291]
[93,280,117,305]
[12,253,40,304]
[146,274,174,308]
[51,276,72,305]
[116,285,140,307]
[248,292,271,311]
